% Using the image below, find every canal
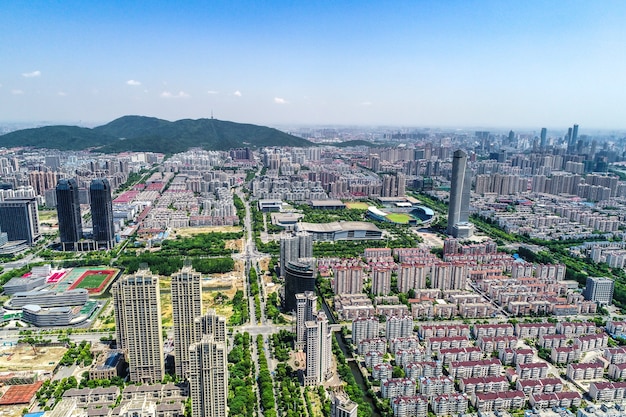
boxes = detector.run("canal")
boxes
[321,297,381,417]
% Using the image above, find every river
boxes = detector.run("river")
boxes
[321,297,381,417]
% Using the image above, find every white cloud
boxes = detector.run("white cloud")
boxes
[22,70,41,78]
[233,90,242,97]
[274,97,288,104]
[58,91,67,96]
[11,89,24,95]
[126,79,141,86]
[160,90,190,99]
[207,90,218,95]
[360,101,373,106]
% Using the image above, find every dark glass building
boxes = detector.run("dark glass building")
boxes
[0,197,40,245]
[90,178,115,249]
[56,178,82,250]
[284,259,316,312]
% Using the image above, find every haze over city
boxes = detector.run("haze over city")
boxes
[2,1,626,129]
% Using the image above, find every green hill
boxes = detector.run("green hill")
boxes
[0,125,115,150]
[0,115,313,153]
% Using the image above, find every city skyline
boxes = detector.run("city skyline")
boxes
[2,1,626,129]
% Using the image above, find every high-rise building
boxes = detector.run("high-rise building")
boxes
[195,309,226,343]
[304,311,332,386]
[385,315,413,340]
[280,231,313,277]
[0,197,40,245]
[56,178,82,250]
[583,276,614,305]
[90,178,115,249]
[112,270,164,383]
[352,317,379,345]
[171,265,203,378]
[189,309,228,417]
[189,335,228,417]
[296,291,317,350]
[540,128,547,150]
[447,150,474,238]
[284,259,316,312]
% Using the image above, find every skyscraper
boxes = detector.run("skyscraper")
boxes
[56,178,82,250]
[189,309,228,417]
[0,197,40,245]
[304,311,332,386]
[540,128,547,150]
[280,231,313,278]
[284,259,316,312]
[295,291,317,350]
[90,178,115,249]
[171,265,202,378]
[447,150,474,238]
[112,269,164,383]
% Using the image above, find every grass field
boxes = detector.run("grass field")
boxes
[345,202,370,210]
[386,213,412,224]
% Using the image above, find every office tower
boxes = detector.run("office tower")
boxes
[90,178,115,249]
[583,277,614,305]
[171,265,202,378]
[447,150,474,238]
[330,391,358,417]
[112,270,164,383]
[189,334,228,417]
[280,231,312,278]
[304,311,332,386]
[56,178,82,250]
[296,291,317,350]
[284,259,316,311]
[572,124,579,145]
[0,197,40,245]
[540,128,547,150]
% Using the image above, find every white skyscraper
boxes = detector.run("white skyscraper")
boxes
[304,311,332,386]
[296,291,318,350]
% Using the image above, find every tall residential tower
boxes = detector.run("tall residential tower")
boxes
[112,269,164,383]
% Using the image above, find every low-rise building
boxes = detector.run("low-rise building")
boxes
[458,376,508,394]
[516,362,549,380]
[516,378,563,396]
[431,393,468,416]
[608,362,626,380]
[476,335,517,353]
[471,390,526,412]
[588,381,626,401]
[566,362,604,381]
[391,395,428,417]
[551,346,581,364]
[448,358,501,379]
[529,391,582,409]
[472,323,514,339]
[382,378,417,399]
[417,376,455,397]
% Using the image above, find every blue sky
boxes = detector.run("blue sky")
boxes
[1,1,625,129]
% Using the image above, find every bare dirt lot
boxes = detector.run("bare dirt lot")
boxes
[0,345,66,373]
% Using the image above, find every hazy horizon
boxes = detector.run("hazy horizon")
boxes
[2,1,626,129]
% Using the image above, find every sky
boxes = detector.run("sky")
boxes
[1,1,626,130]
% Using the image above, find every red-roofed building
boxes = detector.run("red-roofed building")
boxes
[0,381,43,405]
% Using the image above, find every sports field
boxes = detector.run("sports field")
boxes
[345,202,369,210]
[386,213,412,224]
[68,269,117,294]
